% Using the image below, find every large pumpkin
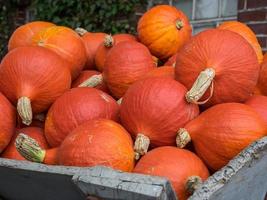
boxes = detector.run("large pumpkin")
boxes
[176,103,267,171]
[8,21,55,51]
[175,29,259,107]
[0,46,71,125]
[218,21,263,63]
[95,33,137,72]
[245,95,267,125]
[31,26,87,79]
[138,5,191,60]
[75,28,107,70]
[45,87,119,147]
[134,147,209,200]
[2,127,49,160]
[0,93,16,153]
[120,77,199,159]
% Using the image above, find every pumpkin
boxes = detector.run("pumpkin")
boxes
[8,21,55,51]
[120,77,199,159]
[258,60,267,95]
[245,95,267,125]
[45,87,119,147]
[176,103,267,171]
[137,5,191,60]
[71,70,109,93]
[16,119,135,171]
[134,147,209,200]
[0,93,16,153]
[164,53,177,67]
[2,127,49,160]
[75,28,107,70]
[264,53,267,62]
[0,46,71,125]
[218,21,263,63]
[95,33,137,72]
[175,29,259,107]
[142,66,175,79]
[31,26,87,79]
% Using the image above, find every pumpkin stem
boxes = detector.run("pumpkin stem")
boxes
[117,97,123,105]
[17,96,33,126]
[78,74,103,88]
[185,175,203,195]
[75,27,88,36]
[104,34,114,47]
[176,20,184,30]
[15,133,45,163]
[134,133,150,160]
[185,68,215,105]
[176,128,191,148]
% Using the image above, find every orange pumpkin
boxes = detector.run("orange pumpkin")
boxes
[2,127,49,160]
[138,5,191,60]
[218,21,263,63]
[31,26,87,79]
[134,147,209,200]
[142,66,175,79]
[175,29,259,107]
[8,21,55,51]
[95,33,137,72]
[176,103,267,171]
[0,46,71,126]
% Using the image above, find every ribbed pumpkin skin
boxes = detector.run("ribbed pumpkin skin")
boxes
[45,87,119,147]
[218,21,263,63]
[133,147,209,200]
[137,5,191,60]
[164,53,177,67]
[0,46,71,113]
[8,21,55,51]
[71,70,110,93]
[175,29,259,107]
[2,127,49,160]
[245,95,267,125]
[59,119,135,172]
[81,32,107,69]
[31,26,87,79]
[103,41,155,99]
[184,103,267,171]
[120,77,199,147]
[258,61,267,95]
[95,34,137,72]
[0,93,16,153]
[142,66,175,79]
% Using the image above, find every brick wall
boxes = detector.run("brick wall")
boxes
[238,0,267,53]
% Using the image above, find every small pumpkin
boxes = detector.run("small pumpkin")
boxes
[245,95,267,125]
[142,66,175,79]
[16,119,135,172]
[218,21,263,63]
[175,29,259,107]
[95,33,137,72]
[138,5,191,60]
[176,103,267,171]
[71,70,109,93]
[134,147,209,200]
[0,46,71,125]
[45,87,119,147]
[31,26,87,79]
[75,28,107,70]
[2,127,49,160]
[8,21,55,51]
[164,53,177,67]
[120,77,199,159]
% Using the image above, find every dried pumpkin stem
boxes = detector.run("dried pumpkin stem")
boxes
[78,74,103,88]
[176,20,184,30]
[185,175,203,195]
[186,68,215,104]
[75,27,88,36]
[117,97,123,105]
[134,133,150,160]
[176,128,191,148]
[104,34,114,47]
[17,96,33,126]
[15,133,45,163]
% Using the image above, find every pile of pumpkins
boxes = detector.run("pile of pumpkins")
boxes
[0,5,267,200]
